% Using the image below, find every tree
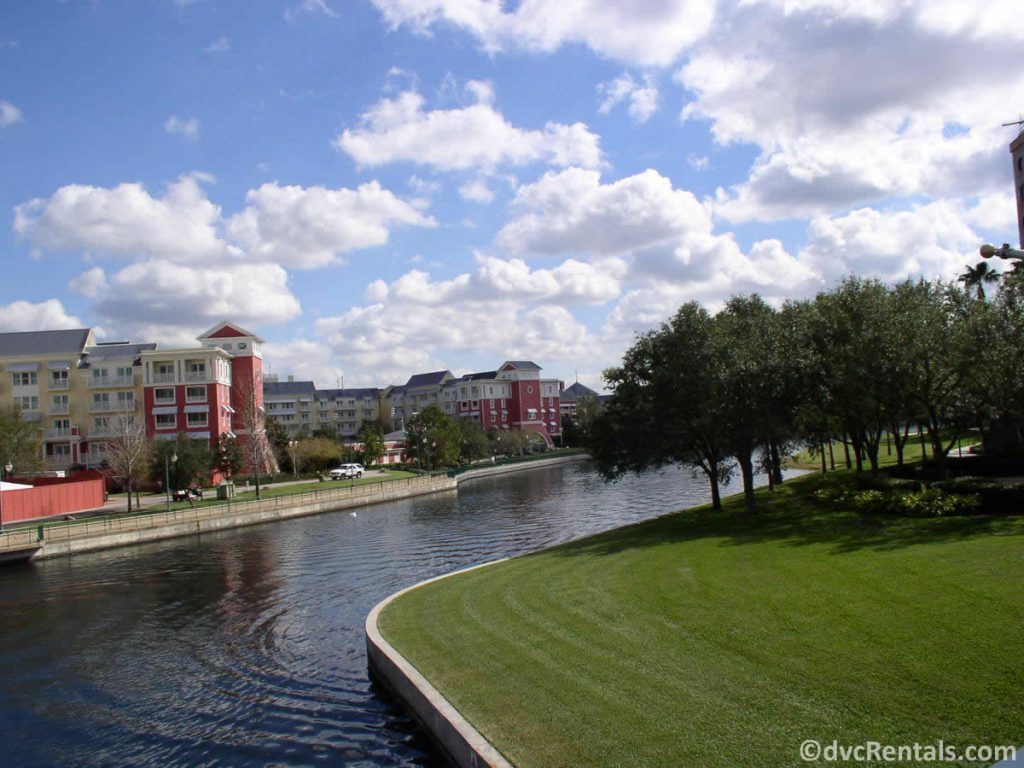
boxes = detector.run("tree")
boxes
[105,416,151,514]
[958,261,1000,300]
[593,303,736,511]
[0,405,43,475]
[458,418,490,462]
[237,386,278,499]
[406,406,462,469]
[293,437,344,473]
[215,435,243,480]
[150,434,213,491]
[358,422,386,467]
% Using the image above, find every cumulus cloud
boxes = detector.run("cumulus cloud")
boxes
[459,178,495,204]
[0,299,82,332]
[226,181,436,268]
[77,260,301,343]
[497,168,709,258]
[15,173,227,263]
[285,0,339,22]
[164,115,200,140]
[678,2,1024,221]
[597,74,659,123]
[370,0,715,67]
[335,85,603,171]
[16,175,434,269]
[0,100,23,127]
[262,339,349,389]
[205,36,230,53]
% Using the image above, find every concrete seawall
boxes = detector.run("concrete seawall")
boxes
[0,454,587,562]
[366,560,514,768]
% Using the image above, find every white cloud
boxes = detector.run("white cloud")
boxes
[262,340,349,389]
[370,0,716,67]
[17,175,435,270]
[205,36,230,53]
[597,73,659,123]
[800,199,988,284]
[164,115,200,140]
[0,299,82,332]
[69,267,107,299]
[687,154,709,170]
[678,2,1024,221]
[459,178,494,204]
[0,100,23,127]
[81,260,301,343]
[285,0,339,22]
[335,85,603,172]
[497,168,709,258]
[226,181,436,269]
[15,173,227,263]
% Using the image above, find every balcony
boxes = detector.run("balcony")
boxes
[151,372,176,384]
[44,427,75,440]
[184,371,211,383]
[89,400,136,413]
[48,403,70,415]
[46,455,74,470]
[89,374,135,388]
[48,378,70,390]
[88,425,114,437]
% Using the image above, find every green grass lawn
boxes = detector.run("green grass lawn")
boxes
[790,435,981,471]
[379,475,1024,767]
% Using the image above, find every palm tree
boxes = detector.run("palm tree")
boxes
[958,261,1000,300]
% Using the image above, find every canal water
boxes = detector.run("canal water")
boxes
[0,461,789,767]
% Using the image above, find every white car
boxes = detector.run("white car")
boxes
[330,463,364,480]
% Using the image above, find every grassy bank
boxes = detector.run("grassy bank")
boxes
[379,474,1024,767]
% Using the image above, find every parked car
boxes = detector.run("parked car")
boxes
[173,487,204,502]
[330,463,364,480]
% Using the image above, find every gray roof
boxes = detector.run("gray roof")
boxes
[82,343,157,363]
[502,360,541,371]
[263,380,316,397]
[315,387,381,400]
[406,370,451,388]
[463,370,497,381]
[560,382,599,402]
[0,328,92,357]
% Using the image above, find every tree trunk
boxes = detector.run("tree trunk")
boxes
[738,453,756,514]
[770,441,784,486]
[842,435,852,469]
[709,473,721,511]
[819,439,827,474]
[126,480,133,514]
[828,439,836,471]
[918,423,928,461]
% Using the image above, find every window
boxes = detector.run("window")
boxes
[222,343,233,350]
[92,393,110,407]
[186,386,206,402]
[155,413,177,429]
[155,387,175,404]
[238,342,247,350]
[188,362,206,374]
[53,444,71,458]
[12,371,37,386]
[471,400,479,409]
[527,385,534,394]
[93,417,109,431]
[50,370,69,387]
[186,412,208,427]
[91,368,107,381]
[14,395,39,410]
[527,408,538,419]
[51,394,69,410]
[117,391,134,407]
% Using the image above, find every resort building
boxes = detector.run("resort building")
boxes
[1012,129,1024,249]
[0,320,264,471]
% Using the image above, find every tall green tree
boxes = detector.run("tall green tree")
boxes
[151,434,213,491]
[958,261,1000,300]
[0,405,43,475]
[406,406,461,469]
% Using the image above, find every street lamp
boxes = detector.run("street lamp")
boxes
[288,440,298,477]
[0,460,12,533]
[980,243,1024,261]
[164,450,178,512]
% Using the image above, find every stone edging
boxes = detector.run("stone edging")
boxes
[366,559,514,768]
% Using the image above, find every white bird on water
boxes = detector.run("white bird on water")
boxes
[349,512,357,517]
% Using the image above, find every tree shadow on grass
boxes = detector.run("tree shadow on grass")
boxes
[547,476,1024,559]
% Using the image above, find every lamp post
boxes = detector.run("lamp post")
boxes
[164,450,178,512]
[431,440,436,473]
[288,440,298,477]
[0,460,12,533]
[980,243,1024,261]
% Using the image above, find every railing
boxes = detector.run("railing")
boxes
[90,400,135,413]
[0,474,456,557]
[88,375,135,388]
[184,372,210,383]
[43,427,74,439]
[45,456,73,470]
[48,378,70,390]
[87,425,114,437]
[48,403,70,415]
[151,373,176,384]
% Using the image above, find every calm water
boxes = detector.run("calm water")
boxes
[0,461,786,767]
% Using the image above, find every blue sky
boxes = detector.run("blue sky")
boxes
[1,0,1021,390]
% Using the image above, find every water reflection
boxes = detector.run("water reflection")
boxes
[0,461,790,766]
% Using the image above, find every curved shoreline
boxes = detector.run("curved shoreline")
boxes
[365,559,514,768]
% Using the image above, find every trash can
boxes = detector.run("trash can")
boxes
[216,482,235,500]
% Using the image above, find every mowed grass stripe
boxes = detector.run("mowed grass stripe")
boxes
[379,478,1024,767]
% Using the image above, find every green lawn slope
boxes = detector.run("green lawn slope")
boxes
[379,474,1024,767]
